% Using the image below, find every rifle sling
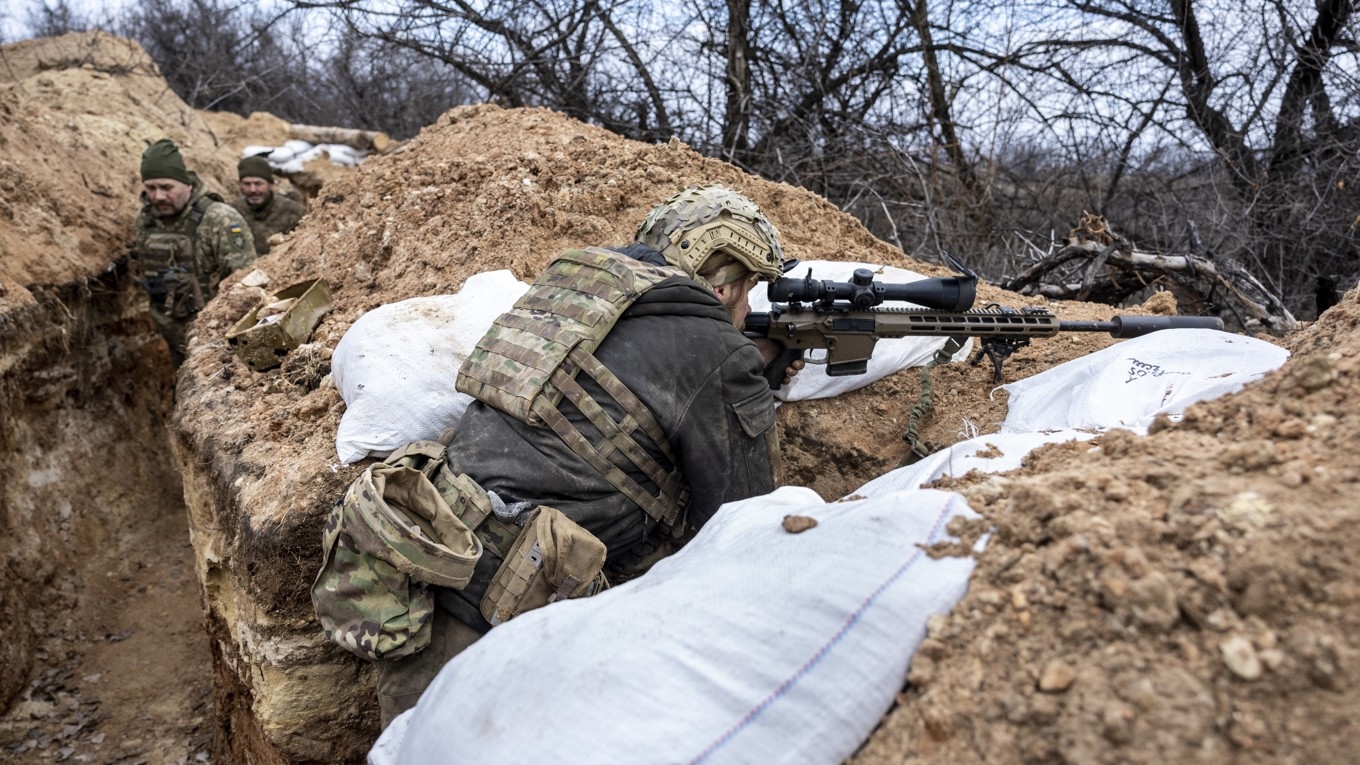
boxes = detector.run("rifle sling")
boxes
[902,336,966,464]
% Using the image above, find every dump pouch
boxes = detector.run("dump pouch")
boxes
[385,440,520,558]
[479,506,608,626]
[311,457,483,661]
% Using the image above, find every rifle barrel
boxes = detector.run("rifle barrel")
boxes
[1061,316,1225,338]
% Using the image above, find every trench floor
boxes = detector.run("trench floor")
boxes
[0,496,213,764]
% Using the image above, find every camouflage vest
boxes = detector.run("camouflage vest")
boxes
[136,195,220,317]
[455,247,691,536]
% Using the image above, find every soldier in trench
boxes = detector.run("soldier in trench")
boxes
[313,184,805,727]
[132,138,256,367]
[230,154,307,256]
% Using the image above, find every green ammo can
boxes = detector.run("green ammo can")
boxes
[226,278,333,371]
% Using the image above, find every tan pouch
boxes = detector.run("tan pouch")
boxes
[479,506,608,626]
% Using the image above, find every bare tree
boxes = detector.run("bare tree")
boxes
[15,0,1351,315]
[294,0,671,139]
[25,0,91,38]
[315,30,477,138]
[997,0,1360,316]
[115,0,301,114]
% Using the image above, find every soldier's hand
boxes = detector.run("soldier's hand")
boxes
[752,338,806,387]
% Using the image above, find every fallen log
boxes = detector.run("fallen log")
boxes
[1000,213,1299,334]
[287,123,392,154]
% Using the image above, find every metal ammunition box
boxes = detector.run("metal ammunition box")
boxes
[226,278,333,371]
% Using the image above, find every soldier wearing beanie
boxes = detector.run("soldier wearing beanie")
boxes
[231,153,307,256]
[132,138,256,367]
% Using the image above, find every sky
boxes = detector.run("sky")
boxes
[2,0,120,42]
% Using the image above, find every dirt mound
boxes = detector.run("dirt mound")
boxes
[851,290,1360,764]
[0,32,255,289]
[0,32,326,294]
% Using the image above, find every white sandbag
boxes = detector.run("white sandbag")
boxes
[751,260,973,402]
[281,138,319,158]
[321,144,365,166]
[1000,328,1288,434]
[854,329,1287,498]
[370,486,981,765]
[240,144,277,162]
[242,143,304,173]
[332,271,529,464]
[854,430,1101,499]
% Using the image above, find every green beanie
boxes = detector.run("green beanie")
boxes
[140,139,191,184]
[238,154,274,182]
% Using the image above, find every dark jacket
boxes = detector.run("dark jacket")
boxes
[445,246,777,569]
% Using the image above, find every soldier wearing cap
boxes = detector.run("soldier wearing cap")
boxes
[133,138,256,367]
[363,184,804,726]
[231,154,307,255]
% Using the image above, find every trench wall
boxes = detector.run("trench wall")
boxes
[0,267,180,708]
[174,432,376,765]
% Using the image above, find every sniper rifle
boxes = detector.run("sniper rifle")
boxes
[745,253,1226,389]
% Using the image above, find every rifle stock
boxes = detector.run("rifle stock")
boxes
[745,264,1226,388]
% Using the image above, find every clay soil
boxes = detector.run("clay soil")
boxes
[0,32,319,764]
[4,31,1360,765]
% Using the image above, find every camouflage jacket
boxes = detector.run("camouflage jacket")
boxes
[445,243,778,579]
[231,191,306,255]
[133,174,256,311]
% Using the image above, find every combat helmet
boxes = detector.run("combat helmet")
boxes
[635,184,786,287]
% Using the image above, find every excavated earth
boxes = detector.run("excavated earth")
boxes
[3,30,1357,765]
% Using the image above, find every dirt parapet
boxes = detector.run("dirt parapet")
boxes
[852,288,1360,765]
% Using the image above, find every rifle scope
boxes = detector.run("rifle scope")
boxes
[768,267,976,312]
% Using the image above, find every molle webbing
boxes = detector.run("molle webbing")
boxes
[455,248,689,534]
[534,347,689,534]
[141,196,215,273]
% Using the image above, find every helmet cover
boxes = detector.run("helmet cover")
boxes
[635,184,785,286]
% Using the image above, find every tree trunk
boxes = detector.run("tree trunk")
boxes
[288,123,392,153]
[723,0,752,163]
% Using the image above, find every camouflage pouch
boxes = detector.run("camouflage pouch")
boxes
[479,506,608,626]
[140,233,203,317]
[384,440,520,558]
[311,459,483,661]
[159,269,205,318]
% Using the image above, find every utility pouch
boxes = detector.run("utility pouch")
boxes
[479,506,608,626]
[158,269,204,317]
[384,440,520,558]
[311,454,483,661]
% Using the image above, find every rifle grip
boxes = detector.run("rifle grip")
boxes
[763,346,805,389]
